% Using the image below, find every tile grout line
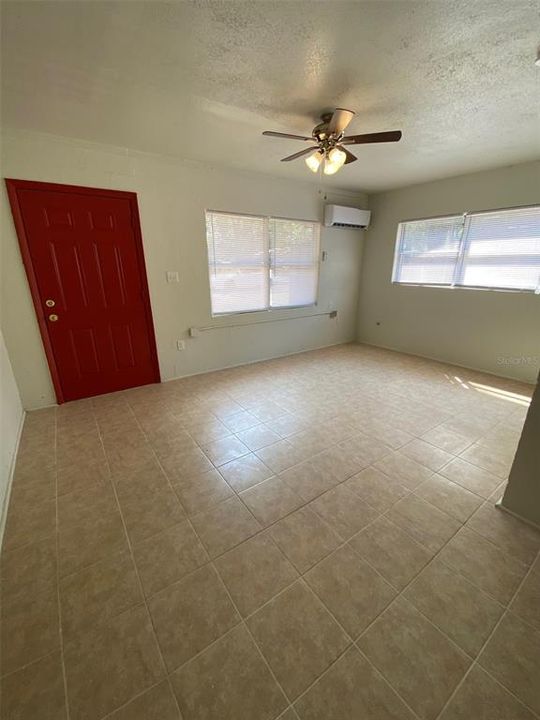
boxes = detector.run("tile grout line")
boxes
[433,542,540,720]
[8,425,522,567]
[186,461,385,569]
[267,437,500,545]
[124,394,301,720]
[99,679,166,719]
[177,417,373,550]
[350,469,521,601]
[124,398,312,720]
[154,616,243,677]
[120,394,237,719]
[412,469,498,504]
[433,453,508,500]
[92,397,535,679]
[351,500,513,647]
[419,421,475,455]
[54,408,73,720]
[357,537,527,635]
[0,649,62,681]
[433,536,534,613]
[329,510,514,716]
[115,400,196,718]
[157,455,440,719]
[358,645,426,720]
[285,469,474,641]
[287,577,424,720]
[128,386,525,551]
[371,494,537,600]
[3,400,492,556]
[210,557,295,715]
[346,520,475,715]
[91,400,182,720]
[24,359,530,718]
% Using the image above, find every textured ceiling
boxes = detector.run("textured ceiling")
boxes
[2,0,539,191]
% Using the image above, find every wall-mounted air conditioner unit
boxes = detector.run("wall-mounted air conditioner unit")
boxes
[324,204,371,229]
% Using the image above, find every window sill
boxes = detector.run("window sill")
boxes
[391,282,538,295]
[210,303,318,319]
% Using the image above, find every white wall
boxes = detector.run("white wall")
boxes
[0,328,24,539]
[502,372,540,526]
[1,129,367,409]
[357,161,540,384]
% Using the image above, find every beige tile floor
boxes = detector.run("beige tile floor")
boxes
[2,343,540,720]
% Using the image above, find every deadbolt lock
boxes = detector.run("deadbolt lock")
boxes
[48,314,59,322]
[45,299,55,307]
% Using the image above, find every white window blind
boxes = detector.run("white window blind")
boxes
[206,212,268,314]
[457,207,540,291]
[392,205,540,292]
[269,218,320,308]
[393,216,464,285]
[205,211,320,315]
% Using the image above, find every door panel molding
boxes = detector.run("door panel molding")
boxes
[5,179,161,403]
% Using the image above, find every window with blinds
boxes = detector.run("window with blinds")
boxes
[205,211,320,315]
[392,205,540,292]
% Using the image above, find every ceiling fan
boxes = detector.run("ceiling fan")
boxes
[262,108,402,176]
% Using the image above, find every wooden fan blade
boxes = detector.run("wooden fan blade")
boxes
[262,131,313,141]
[341,147,357,164]
[327,109,355,136]
[341,130,402,145]
[281,147,318,162]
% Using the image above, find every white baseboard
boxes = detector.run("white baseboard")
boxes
[357,340,535,387]
[0,410,26,549]
[162,338,356,385]
[495,499,540,531]
[25,401,58,411]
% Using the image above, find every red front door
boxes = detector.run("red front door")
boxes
[6,180,160,402]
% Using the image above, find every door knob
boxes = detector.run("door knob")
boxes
[45,299,55,307]
[48,314,59,322]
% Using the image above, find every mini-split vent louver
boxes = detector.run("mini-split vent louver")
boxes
[324,204,371,229]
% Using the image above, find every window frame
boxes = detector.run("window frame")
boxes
[205,209,321,317]
[391,204,540,294]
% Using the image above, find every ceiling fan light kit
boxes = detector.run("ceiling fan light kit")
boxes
[263,108,402,177]
[305,150,323,173]
[323,147,347,175]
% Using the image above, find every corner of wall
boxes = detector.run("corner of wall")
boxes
[0,407,25,547]
[353,162,540,382]
[355,190,375,343]
[0,329,25,547]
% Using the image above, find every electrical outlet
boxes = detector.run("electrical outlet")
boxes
[176,340,185,351]
[166,271,179,283]
[329,310,338,319]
